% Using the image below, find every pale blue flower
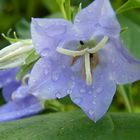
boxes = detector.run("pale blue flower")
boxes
[0,68,43,122]
[29,0,140,122]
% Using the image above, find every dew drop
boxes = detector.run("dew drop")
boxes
[5,78,11,84]
[74,97,81,104]
[41,48,50,57]
[93,94,97,98]
[87,9,92,13]
[71,82,75,88]
[75,18,80,23]
[96,87,102,93]
[88,109,94,116]
[80,89,86,93]
[92,101,96,105]
[55,92,61,99]
[47,24,66,37]
[62,65,66,69]
[67,89,72,94]
[52,72,59,81]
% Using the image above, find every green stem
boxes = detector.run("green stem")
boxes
[118,85,133,112]
[60,4,67,20]
[128,84,135,112]
[64,0,71,20]
[56,0,67,20]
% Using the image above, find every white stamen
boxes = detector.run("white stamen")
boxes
[22,74,30,85]
[84,52,92,85]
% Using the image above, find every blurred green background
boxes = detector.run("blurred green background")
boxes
[0,0,140,113]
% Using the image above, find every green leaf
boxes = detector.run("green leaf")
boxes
[25,50,40,65]
[41,0,59,13]
[0,13,20,32]
[16,50,40,80]
[16,19,30,39]
[117,0,140,14]
[16,63,34,81]
[119,15,140,59]
[0,111,140,140]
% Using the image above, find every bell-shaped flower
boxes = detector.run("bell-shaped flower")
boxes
[0,68,44,122]
[29,0,140,122]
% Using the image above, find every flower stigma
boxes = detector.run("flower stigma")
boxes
[56,36,109,86]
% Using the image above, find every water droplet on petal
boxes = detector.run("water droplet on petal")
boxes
[71,82,75,89]
[52,72,59,81]
[88,109,94,116]
[47,24,66,37]
[55,92,61,99]
[92,100,96,105]
[93,94,97,98]
[41,48,50,57]
[73,97,82,104]
[87,9,92,13]
[80,89,86,93]
[62,65,66,69]
[96,87,102,93]
[5,78,11,84]
[75,18,80,23]
[67,89,72,94]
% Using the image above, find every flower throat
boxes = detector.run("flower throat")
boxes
[56,36,108,86]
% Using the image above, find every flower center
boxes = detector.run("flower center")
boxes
[56,36,108,86]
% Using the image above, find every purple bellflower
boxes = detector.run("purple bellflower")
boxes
[29,0,140,122]
[0,68,43,122]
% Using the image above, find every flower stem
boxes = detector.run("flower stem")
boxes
[127,84,135,112]
[65,0,71,20]
[118,85,133,112]
[56,0,67,20]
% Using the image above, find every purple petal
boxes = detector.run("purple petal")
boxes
[31,18,74,58]
[70,50,116,122]
[0,68,19,88]
[12,85,30,100]
[29,57,76,99]
[74,0,120,38]
[2,81,20,102]
[105,39,140,84]
[0,95,43,122]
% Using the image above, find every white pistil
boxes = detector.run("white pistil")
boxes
[56,47,86,57]
[56,36,108,56]
[88,36,108,53]
[84,52,92,85]
[56,36,109,86]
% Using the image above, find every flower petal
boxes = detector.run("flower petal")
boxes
[29,57,76,99]
[2,81,20,102]
[31,18,73,58]
[0,95,43,122]
[106,39,140,84]
[74,0,120,38]
[12,85,30,100]
[70,50,116,122]
[0,68,19,88]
